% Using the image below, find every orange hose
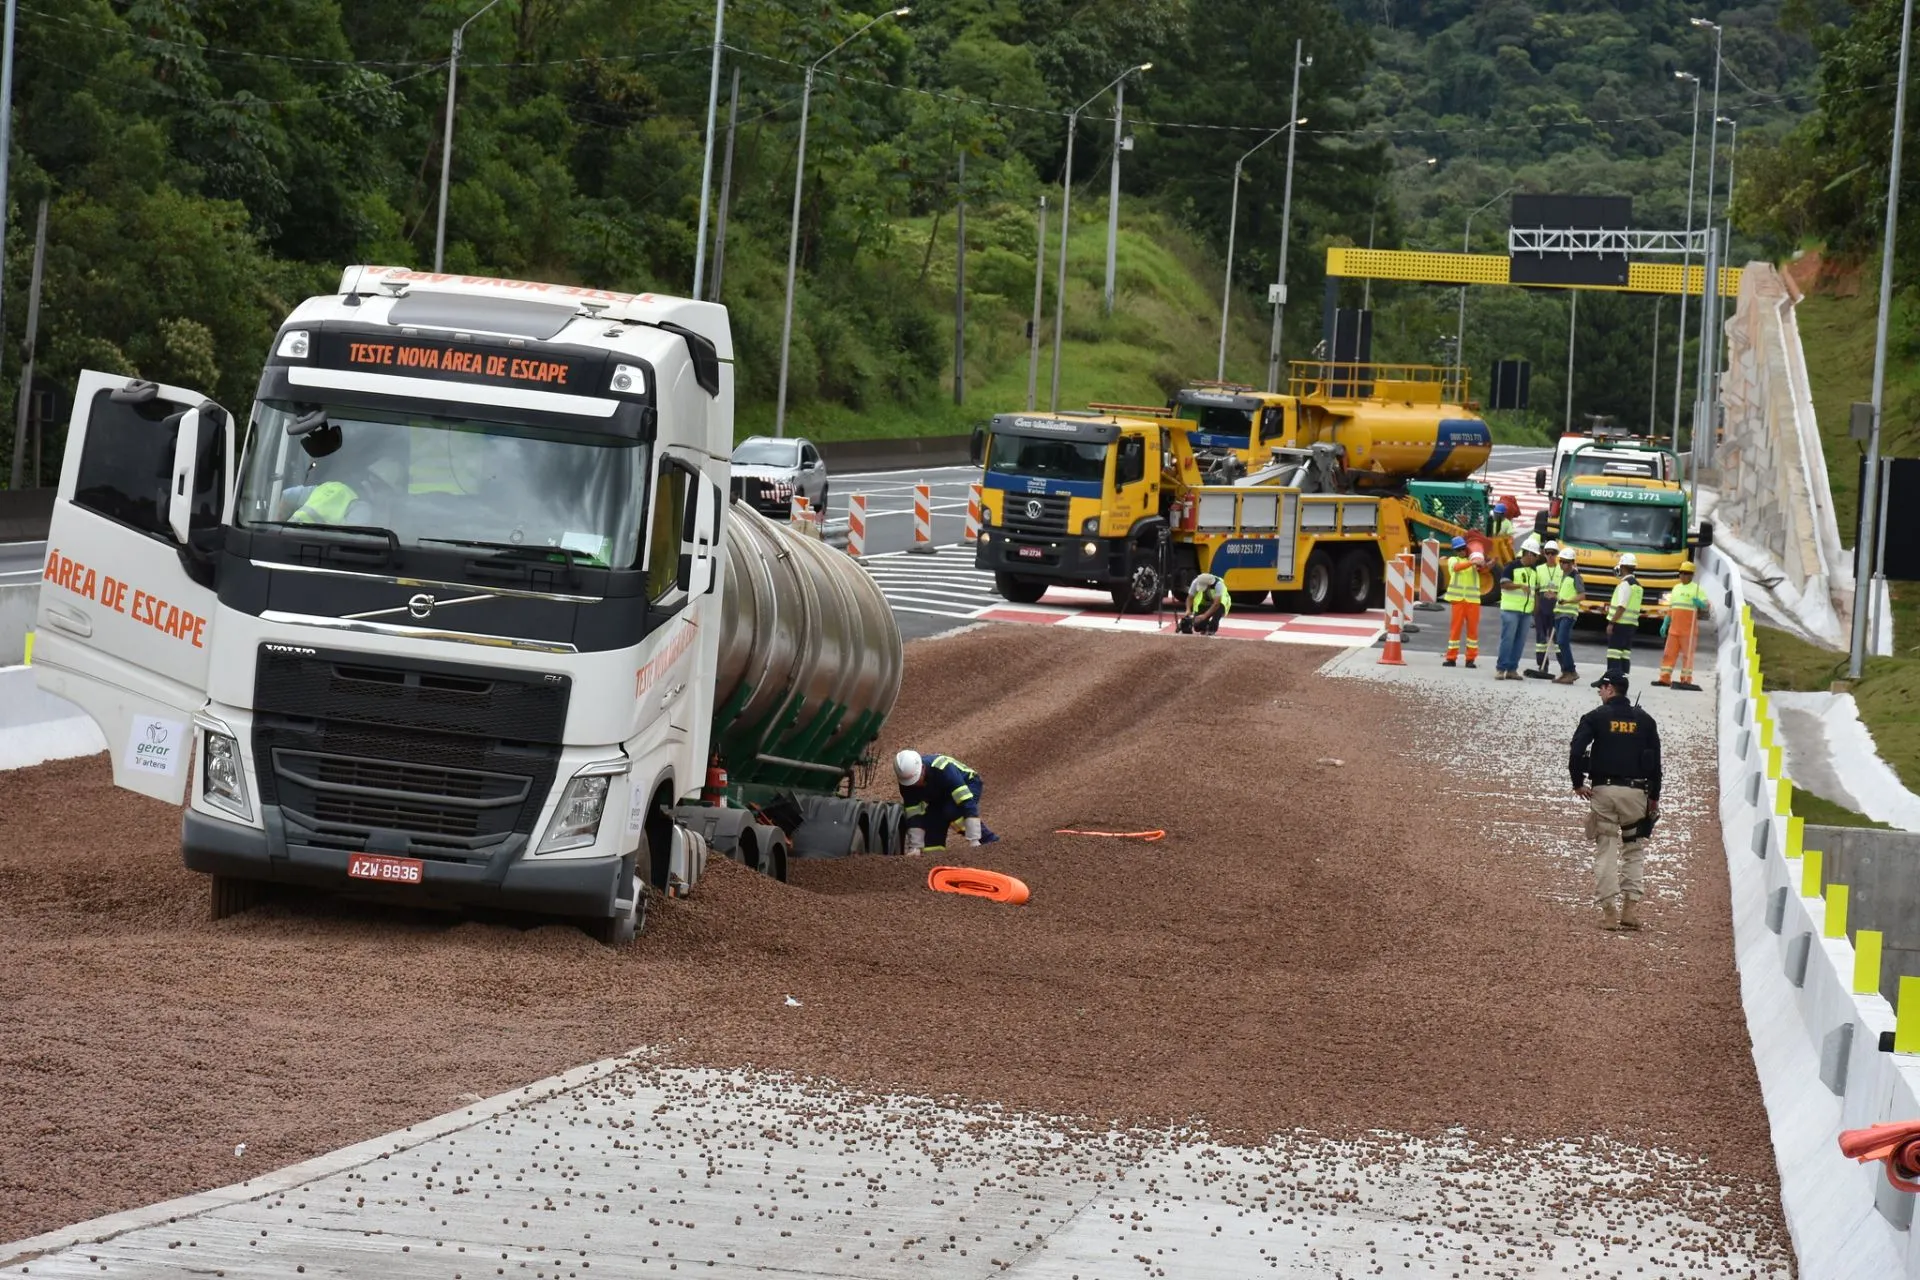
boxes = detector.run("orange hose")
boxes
[926,865,1030,905]
[1841,1121,1920,1192]
[1054,828,1166,842]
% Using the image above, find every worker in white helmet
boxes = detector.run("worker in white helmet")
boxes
[1599,551,1645,686]
[1526,539,1567,679]
[893,750,998,856]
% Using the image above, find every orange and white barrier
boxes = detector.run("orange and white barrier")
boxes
[1385,551,1411,621]
[846,493,867,558]
[1416,537,1442,608]
[964,483,982,542]
[790,493,811,527]
[910,481,935,554]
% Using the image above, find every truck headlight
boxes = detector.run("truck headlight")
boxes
[1081,517,1100,535]
[538,760,628,853]
[275,329,310,359]
[201,728,251,820]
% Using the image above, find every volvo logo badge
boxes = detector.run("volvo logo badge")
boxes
[1024,499,1043,520]
[408,593,436,619]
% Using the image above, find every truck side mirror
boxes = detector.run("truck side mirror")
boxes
[969,424,985,467]
[1534,467,1547,493]
[1696,520,1714,550]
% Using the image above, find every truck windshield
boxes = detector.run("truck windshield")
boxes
[236,401,649,568]
[1175,405,1254,444]
[1561,499,1688,552]
[984,433,1109,482]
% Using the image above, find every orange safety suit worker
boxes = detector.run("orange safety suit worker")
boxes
[1656,564,1712,690]
[1442,548,1490,667]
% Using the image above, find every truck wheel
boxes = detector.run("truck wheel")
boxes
[209,875,260,921]
[586,859,645,948]
[995,573,1047,604]
[1297,549,1335,614]
[1332,547,1378,614]
[1109,559,1165,613]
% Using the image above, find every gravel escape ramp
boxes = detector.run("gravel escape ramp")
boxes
[0,625,1781,1257]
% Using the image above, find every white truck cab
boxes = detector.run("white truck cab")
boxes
[33,267,733,942]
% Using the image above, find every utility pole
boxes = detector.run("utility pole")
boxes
[691,0,726,299]
[1028,196,1047,410]
[954,151,966,405]
[1691,18,1725,470]
[1218,128,1285,381]
[1103,78,1127,314]
[1671,71,1702,456]
[0,0,18,367]
[6,197,42,490]
[1265,41,1307,393]
[1851,0,1914,678]
[709,66,741,302]
[1564,291,1578,433]
[434,0,507,273]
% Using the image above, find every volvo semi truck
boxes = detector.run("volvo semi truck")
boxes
[32,266,902,944]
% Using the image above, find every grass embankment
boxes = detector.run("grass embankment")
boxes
[736,201,1287,442]
[1768,267,1920,826]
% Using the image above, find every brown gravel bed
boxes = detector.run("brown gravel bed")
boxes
[0,624,1781,1253]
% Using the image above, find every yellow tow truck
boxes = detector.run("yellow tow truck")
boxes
[970,363,1515,612]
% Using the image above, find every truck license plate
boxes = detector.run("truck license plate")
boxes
[1016,546,1044,560]
[348,853,425,885]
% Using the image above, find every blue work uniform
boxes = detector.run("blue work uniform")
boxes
[900,753,999,849]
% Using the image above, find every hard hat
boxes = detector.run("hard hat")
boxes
[893,750,924,787]
[1521,535,1543,554]
[1680,560,1697,573]
[1617,552,1638,569]
[1558,546,1577,560]
[1450,535,1467,550]
[1469,549,1486,565]
[1492,499,1508,515]
[1543,540,1560,554]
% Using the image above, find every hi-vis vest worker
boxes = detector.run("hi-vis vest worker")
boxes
[1601,552,1644,684]
[1179,572,1231,635]
[1526,540,1566,679]
[1657,561,1713,691]
[1569,671,1663,931]
[1549,545,1583,684]
[895,750,1000,855]
[1442,538,1490,668]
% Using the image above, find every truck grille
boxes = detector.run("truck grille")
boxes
[253,647,566,860]
[998,493,1069,537]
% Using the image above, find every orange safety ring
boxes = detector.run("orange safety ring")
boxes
[1055,828,1166,842]
[926,865,1031,905]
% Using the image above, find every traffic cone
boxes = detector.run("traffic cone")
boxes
[1378,612,1406,666]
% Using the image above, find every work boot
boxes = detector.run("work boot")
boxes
[1600,901,1621,931]
[1464,659,1477,669]
[1442,657,1457,667]
[1618,898,1643,930]
[1554,672,1578,685]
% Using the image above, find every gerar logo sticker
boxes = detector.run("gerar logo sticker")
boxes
[125,716,186,776]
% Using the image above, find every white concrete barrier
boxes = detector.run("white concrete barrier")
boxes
[1705,545,1920,1274]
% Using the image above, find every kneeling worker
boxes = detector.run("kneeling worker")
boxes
[1178,572,1231,635]
[895,750,999,856]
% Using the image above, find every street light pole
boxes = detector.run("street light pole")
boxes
[773,8,910,437]
[1690,18,1724,468]
[692,0,727,299]
[1850,0,1915,678]
[1217,126,1287,380]
[1103,78,1126,315]
[1265,40,1309,393]
[1670,70,1701,456]
[1050,62,1150,411]
[434,0,507,274]
[1455,185,1514,395]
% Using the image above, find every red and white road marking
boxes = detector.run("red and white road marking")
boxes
[1483,466,1550,527]
[976,585,1384,647]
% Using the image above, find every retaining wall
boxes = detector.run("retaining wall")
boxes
[1715,263,1848,644]
[1706,545,1920,1275]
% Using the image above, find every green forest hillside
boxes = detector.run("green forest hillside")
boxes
[0,0,1903,481]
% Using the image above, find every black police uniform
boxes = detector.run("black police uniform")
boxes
[1568,694,1663,804]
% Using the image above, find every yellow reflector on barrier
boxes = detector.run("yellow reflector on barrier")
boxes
[1857,930,1885,995]
[1777,779,1793,816]
[1786,817,1804,858]
[1825,885,1849,938]
[1898,978,1920,1054]
[21,630,31,665]
[1802,849,1823,898]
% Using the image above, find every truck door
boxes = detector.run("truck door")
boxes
[33,371,234,802]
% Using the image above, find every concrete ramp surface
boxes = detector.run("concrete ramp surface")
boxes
[2,1058,1787,1278]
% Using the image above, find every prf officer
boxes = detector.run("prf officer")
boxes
[1569,671,1663,931]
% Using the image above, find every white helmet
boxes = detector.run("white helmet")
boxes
[893,750,924,786]
[1617,552,1638,569]
[1521,534,1543,554]
[1542,540,1560,555]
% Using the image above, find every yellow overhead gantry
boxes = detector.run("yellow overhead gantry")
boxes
[1325,247,1740,296]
